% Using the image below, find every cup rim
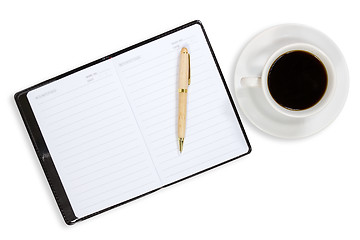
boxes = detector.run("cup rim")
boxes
[261,43,336,118]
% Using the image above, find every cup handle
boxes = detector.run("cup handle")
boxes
[241,77,262,87]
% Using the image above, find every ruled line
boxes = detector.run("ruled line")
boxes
[68,151,145,181]
[77,170,151,204]
[40,81,116,112]
[133,76,211,115]
[72,162,148,192]
[79,181,155,211]
[44,89,119,119]
[49,108,126,134]
[134,76,216,115]
[124,55,178,79]
[65,145,143,174]
[57,125,134,154]
[38,71,113,105]
[120,50,176,73]
[126,57,206,92]
[126,64,177,87]
[134,92,174,111]
[148,107,224,143]
[131,81,175,102]
[62,136,139,168]
[150,117,231,153]
[54,114,128,141]
[119,36,197,73]
[156,126,234,164]
[123,47,201,82]
[162,141,241,179]
[45,95,122,122]
[141,95,221,132]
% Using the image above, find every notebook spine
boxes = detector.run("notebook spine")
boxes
[14,91,78,225]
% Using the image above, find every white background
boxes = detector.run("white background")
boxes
[1,0,359,239]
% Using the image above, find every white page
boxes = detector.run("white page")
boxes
[112,24,249,184]
[27,61,162,218]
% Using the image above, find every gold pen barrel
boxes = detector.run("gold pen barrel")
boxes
[178,47,190,152]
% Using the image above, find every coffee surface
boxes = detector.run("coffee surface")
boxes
[268,50,328,110]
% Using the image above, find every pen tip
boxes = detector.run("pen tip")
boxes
[178,138,184,154]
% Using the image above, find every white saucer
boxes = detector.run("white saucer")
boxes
[234,24,349,138]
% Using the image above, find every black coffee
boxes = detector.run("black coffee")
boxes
[267,50,328,111]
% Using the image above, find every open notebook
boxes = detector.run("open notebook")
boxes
[15,21,251,224]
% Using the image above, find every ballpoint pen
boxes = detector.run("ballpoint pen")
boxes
[178,47,190,153]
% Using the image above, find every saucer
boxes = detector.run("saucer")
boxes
[234,24,349,138]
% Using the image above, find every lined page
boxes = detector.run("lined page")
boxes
[112,24,249,185]
[27,61,162,218]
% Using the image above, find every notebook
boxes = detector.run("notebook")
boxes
[15,20,251,225]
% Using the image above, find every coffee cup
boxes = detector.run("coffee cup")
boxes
[241,43,336,118]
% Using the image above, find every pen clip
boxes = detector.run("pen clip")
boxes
[188,53,191,85]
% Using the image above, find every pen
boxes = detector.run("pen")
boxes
[178,47,190,153]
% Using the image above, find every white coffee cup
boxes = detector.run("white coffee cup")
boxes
[241,43,336,118]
